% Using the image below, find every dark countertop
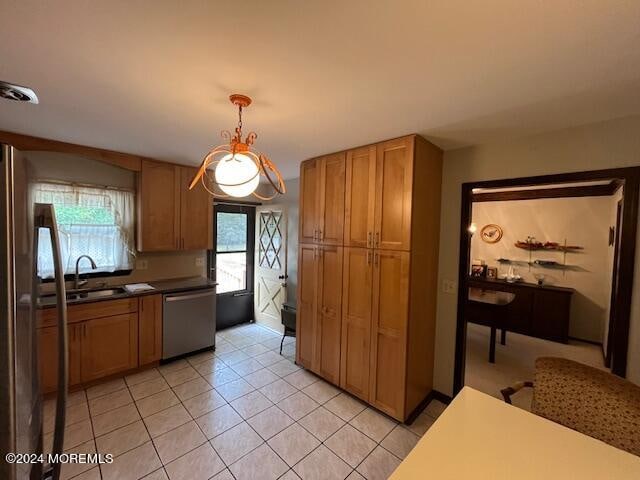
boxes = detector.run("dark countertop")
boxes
[468,287,516,306]
[467,276,575,294]
[38,276,217,309]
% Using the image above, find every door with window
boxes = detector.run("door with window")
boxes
[254,205,288,331]
[210,204,255,330]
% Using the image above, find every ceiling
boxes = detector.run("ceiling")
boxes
[1,0,640,179]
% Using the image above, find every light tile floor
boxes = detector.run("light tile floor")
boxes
[45,322,445,480]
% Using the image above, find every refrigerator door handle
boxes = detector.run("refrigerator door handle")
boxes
[34,203,68,480]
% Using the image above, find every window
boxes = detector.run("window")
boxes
[32,182,135,279]
[216,210,249,294]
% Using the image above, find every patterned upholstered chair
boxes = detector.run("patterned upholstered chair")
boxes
[501,357,640,456]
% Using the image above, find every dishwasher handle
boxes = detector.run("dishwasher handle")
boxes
[164,289,216,302]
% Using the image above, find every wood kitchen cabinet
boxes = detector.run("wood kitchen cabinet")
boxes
[315,245,343,384]
[180,166,213,250]
[296,244,343,383]
[37,324,82,392]
[297,244,318,370]
[138,160,212,252]
[344,146,376,248]
[374,137,414,251]
[340,247,373,401]
[81,313,138,382]
[139,294,163,365]
[369,250,410,418]
[137,160,180,251]
[297,134,443,421]
[36,298,140,393]
[298,153,345,245]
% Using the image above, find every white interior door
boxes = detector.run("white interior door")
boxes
[254,205,288,331]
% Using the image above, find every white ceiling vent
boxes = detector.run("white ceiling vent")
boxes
[0,81,38,104]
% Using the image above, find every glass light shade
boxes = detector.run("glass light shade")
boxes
[215,152,260,197]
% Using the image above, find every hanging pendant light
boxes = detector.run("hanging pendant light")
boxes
[189,94,286,200]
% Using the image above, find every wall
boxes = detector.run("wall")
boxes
[470,196,616,342]
[435,114,640,395]
[262,178,299,302]
[26,151,206,292]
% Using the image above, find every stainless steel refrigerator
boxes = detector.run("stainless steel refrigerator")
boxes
[1,145,69,480]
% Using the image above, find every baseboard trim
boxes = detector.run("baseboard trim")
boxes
[568,336,603,346]
[404,389,453,425]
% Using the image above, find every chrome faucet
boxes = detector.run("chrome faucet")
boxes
[74,255,97,290]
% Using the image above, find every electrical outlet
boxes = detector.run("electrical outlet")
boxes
[195,257,205,267]
[136,259,148,270]
[443,279,457,294]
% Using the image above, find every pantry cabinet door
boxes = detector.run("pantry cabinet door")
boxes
[299,159,320,244]
[344,146,376,248]
[318,153,345,245]
[316,245,343,384]
[374,137,414,251]
[296,244,318,370]
[369,250,410,420]
[340,247,373,401]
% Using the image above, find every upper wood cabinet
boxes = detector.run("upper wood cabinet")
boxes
[299,153,345,245]
[138,160,212,252]
[139,294,163,365]
[299,160,319,245]
[340,247,373,401]
[138,160,180,251]
[344,146,376,248]
[180,166,213,250]
[374,137,414,251]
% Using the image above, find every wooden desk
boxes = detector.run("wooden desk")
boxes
[468,288,515,363]
[390,387,640,480]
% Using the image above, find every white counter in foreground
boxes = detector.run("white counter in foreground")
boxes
[391,387,640,479]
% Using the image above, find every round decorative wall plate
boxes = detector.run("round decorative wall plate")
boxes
[480,224,503,243]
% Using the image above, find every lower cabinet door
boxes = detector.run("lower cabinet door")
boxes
[340,247,373,401]
[296,244,318,370]
[139,295,163,365]
[369,250,410,420]
[81,313,138,382]
[37,324,82,393]
[316,245,343,384]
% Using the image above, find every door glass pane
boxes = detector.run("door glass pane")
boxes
[216,212,248,293]
[217,212,247,252]
[216,252,247,293]
[258,211,283,270]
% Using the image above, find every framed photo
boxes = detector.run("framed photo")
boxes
[486,267,498,279]
[471,264,487,277]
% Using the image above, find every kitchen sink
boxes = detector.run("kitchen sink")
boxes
[39,287,127,305]
[66,287,126,301]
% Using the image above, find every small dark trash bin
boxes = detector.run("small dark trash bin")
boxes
[280,301,296,355]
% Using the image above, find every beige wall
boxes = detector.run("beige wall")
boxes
[435,114,640,395]
[471,196,616,342]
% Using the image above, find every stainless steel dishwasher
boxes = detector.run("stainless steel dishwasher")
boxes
[162,287,216,360]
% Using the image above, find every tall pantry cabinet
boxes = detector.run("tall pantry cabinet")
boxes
[296,135,442,421]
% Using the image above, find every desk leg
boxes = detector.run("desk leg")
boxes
[501,329,506,345]
[489,326,496,363]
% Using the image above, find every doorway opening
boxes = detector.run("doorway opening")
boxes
[453,167,640,408]
[210,203,256,330]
